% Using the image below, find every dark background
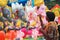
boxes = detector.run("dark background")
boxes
[44,0,60,9]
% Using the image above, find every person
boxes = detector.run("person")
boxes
[45,12,58,40]
[58,25,60,40]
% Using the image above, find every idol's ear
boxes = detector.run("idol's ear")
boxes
[15,2,20,10]
[46,12,55,22]
[19,4,24,10]
[25,5,34,13]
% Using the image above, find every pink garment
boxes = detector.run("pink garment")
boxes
[27,29,32,36]
[21,28,27,38]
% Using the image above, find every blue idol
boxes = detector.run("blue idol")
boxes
[7,0,28,6]
[18,0,27,6]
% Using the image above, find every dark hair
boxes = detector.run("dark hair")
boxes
[46,12,55,22]
[58,25,60,33]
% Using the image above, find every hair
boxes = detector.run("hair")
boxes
[58,25,60,33]
[46,12,55,22]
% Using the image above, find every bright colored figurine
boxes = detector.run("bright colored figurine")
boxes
[0,0,8,7]
[51,4,60,17]
[7,0,28,7]
[21,28,27,38]
[37,4,48,25]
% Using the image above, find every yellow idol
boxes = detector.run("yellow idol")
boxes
[34,0,44,7]
[0,0,8,6]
